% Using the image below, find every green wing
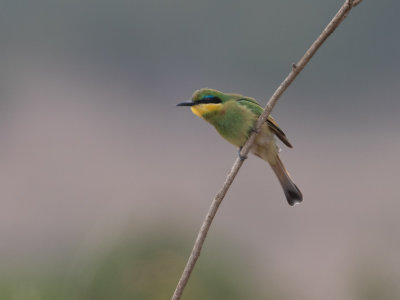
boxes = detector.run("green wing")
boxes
[237,98,293,148]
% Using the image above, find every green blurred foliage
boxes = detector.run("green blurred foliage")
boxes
[2,232,400,300]
[0,232,279,300]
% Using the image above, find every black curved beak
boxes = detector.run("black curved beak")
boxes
[176,100,196,107]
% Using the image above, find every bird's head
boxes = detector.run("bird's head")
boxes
[177,88,239,118]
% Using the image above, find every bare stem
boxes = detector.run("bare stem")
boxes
[172,1,362,299]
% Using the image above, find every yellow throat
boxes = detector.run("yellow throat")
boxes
[191,103,222,118]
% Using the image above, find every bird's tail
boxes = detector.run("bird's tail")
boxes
[269,154,302,206]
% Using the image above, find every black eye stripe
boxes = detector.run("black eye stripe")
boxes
[198,96,222,104]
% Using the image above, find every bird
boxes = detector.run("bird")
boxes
[177,88,302,206]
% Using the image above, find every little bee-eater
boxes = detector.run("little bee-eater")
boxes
[177,88,302,206]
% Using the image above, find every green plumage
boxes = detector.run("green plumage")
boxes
[191,88,292,148]
[178,88,302,206]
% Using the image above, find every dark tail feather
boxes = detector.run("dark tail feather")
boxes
[269,155,303,206]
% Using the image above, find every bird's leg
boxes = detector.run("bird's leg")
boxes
[238,126,261,161]
[238,126,261,160]
[238,147,248,161]
[249,126,260,134]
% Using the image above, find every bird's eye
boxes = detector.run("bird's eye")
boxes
[200,95,221,104]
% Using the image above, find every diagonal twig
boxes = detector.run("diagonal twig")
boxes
[172,1,363,299]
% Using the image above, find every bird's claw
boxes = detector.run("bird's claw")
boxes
[238,147,248,161]
[250,127,260,134]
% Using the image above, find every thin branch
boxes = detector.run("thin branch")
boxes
[172,1,362,299]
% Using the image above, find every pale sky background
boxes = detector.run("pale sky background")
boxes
[1,1,400,299]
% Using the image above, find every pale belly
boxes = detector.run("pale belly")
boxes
[250,124,278,162]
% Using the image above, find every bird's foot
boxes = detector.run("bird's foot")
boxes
[250,127,260,134]
[238,147,248,161]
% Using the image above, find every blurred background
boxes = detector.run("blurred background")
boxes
[1,0,400,299]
